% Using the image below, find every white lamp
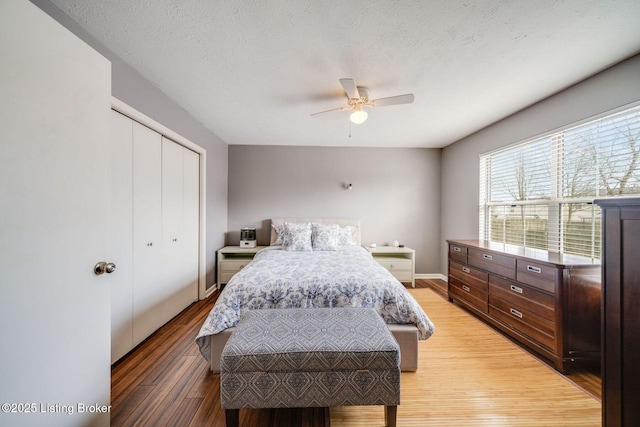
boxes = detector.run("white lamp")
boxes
[349,105,368,124]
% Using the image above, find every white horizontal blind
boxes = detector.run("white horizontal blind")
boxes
[560,202,601,258]
[563,107,640,198]
[488,137,552,203]
[480,104,640,259]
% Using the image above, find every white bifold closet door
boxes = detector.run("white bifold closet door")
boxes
[160,136,200,330]
[131,120,164,345]
[110,110,200,363]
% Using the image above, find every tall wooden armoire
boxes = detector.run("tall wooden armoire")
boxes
[595,197,640,426]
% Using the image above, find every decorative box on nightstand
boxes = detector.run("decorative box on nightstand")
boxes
[217,246,266,288]
[366,246,415,287]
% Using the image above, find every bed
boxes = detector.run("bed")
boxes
[196,218,435,372]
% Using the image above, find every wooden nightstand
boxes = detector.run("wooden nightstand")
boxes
[217,246,266,288]
[366,246,415,287]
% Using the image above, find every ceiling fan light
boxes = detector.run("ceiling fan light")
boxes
[350,108,368,124]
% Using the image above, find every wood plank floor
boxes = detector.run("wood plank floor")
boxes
[112,279,601,426]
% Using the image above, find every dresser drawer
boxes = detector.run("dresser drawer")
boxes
[516,260,557,293]
[449,243,468,263]
[220,259,252,273]
[449,260,488,291]
[468,248,516,279]
[449,276,488,312]
[489,298,556,350]
[489,275,555,322]
[376,258,412,272]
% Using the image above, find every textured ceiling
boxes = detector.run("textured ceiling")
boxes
[50,0,640,148]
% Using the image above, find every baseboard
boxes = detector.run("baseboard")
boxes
[415,273,447,282]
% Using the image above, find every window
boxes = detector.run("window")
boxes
[480,104,640,259]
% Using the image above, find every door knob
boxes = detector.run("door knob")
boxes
[94,261,116,275]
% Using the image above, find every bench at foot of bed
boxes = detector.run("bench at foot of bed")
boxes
[220,307,401,427]
[210,320,418,373]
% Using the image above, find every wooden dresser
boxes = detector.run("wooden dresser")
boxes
[595,198,640,427]
[447,239,600,373]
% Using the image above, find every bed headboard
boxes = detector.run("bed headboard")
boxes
[270,218,361,246]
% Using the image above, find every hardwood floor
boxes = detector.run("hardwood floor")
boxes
[112,280,601,426]
[417,279,602,400]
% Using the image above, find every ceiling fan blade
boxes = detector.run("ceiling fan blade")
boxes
[372,93,415,107]
[310,106,349,117]
[339,78,360,100]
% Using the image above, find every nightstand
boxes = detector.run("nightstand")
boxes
[217,246,266,288]
[366,246,415,287]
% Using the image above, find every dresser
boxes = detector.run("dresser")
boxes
[447,240,600,373]
[367,246,415,287]
[595,198,640,427]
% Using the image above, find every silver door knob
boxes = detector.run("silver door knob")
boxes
[94,261,116,275]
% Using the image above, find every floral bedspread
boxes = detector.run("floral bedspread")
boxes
[196,245,435,364]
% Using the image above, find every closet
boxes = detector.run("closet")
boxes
[110,109,200,363]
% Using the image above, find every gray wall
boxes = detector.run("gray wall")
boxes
[228,146,441,274]
[31,0,229,290]
[440,53,640,275]
[31,0,640,280]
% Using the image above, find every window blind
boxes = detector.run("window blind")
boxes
[480,104,640,259]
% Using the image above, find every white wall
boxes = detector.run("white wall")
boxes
[31,0,228,290]
[228,145,442,273]
[440,53,640,275]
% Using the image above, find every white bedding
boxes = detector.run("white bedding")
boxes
[196,245,435,364]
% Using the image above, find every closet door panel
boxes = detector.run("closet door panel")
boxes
[162,138,184,246]
[161,138,188,320]
[182,148,200,303]
[132,122,163,346]
[109,111,134,363]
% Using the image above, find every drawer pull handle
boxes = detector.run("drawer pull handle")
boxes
[462,267,470,273]
[239,265,245,269]
[510,308,523,319]
[510,285,523,294]
[453,247,461,252]
[527,265,541,274]
[390,264,395,269]
[462,285,471,293]
[483,254,493,260]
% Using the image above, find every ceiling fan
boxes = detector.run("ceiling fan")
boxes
[311,78,414,124]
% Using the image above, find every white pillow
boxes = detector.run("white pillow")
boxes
[283,222,313,251]
[271,224,285,245]
[337,225,356,246]
[311,223,340,251]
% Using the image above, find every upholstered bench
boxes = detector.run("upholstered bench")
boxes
[220,307,401,427]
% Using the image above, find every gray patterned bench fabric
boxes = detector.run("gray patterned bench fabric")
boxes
[220,307,401,427]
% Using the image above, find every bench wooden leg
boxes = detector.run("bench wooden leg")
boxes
[385,405,397,427]
[225,409,239,427]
